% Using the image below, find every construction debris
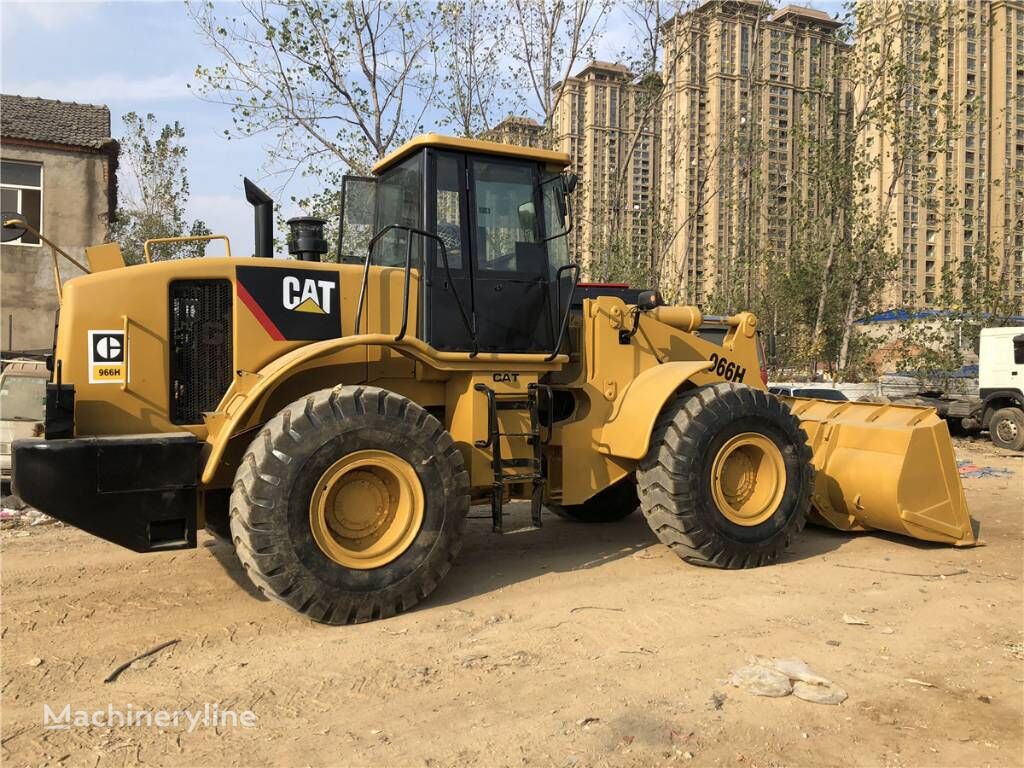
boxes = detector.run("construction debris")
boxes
[957,461,1015,479]
[729,657,848,705]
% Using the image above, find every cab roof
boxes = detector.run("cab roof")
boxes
[372,133,571,175]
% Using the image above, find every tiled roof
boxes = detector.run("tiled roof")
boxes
[1,94,113,150]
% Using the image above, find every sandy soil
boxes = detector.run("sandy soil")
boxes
[1,440,1022,768]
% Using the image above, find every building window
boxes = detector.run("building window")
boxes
[1,160,42,246]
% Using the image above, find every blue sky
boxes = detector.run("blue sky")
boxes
[2,0,844,255]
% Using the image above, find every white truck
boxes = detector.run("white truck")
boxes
[905,327,1024,451]
[974,327,1024,450]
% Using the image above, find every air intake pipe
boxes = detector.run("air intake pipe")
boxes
[244,178,273,258]
[287,217,328,262]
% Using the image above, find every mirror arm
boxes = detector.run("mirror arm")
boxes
[3,217,90,302]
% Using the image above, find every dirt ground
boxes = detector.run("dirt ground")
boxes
[2,439,1022,768]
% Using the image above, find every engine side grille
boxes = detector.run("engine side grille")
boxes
[169,280,233,424]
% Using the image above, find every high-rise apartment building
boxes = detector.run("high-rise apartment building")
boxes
[480,115,546,149]
[659,0,846,306]
[861,0,1024,306]
[551,61,661,271]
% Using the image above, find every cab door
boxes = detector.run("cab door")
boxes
[423,151,475,351]
[467,155,555,352]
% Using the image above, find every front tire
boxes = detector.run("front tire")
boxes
[230,385,470,624]
[637,383,812,568]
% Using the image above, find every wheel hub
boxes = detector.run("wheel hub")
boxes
[710,433,787,526]
[310,449,424,569]
[995,417,1019,443]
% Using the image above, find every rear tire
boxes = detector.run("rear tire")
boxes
[637,383,812,568]
[989,407,1024,451]
[230,385,470,624]
[548,478,639,523]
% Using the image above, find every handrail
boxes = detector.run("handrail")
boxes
[2,217,90,302]
[354,224,478,354]
[120,314,131,393]
[473,383,497,448]
[143,234,232,262]
[547,263,580,361]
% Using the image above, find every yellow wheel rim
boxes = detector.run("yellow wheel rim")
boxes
[309,449,424,570]
[710,432,786,527]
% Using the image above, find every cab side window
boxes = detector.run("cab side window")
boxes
[376,155,422,267]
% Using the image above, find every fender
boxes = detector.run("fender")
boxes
[598,360,714,460]
[201,333,566,485]
[980,387,1024,409]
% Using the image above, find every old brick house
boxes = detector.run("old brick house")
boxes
[1,94,118,354]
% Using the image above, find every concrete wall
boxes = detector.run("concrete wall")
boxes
[1,144,111,352]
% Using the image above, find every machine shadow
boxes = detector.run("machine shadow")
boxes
[202,535,270,602]
[780,524,956,563]
[426,505,656,609]
[428,503,853,610]
[201,505,902,612]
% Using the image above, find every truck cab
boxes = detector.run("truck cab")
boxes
[978,326,1024,450]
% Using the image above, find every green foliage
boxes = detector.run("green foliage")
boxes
[109,113,210,264]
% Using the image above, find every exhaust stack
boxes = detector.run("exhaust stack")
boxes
[244,178,273,258]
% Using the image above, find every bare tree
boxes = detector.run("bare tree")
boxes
[832,0,961,373]
[507,0,611,138]
[189,0,439,178]
[436,0,507,137]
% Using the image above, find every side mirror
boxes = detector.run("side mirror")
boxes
[1,213,28,243]
[637,289,664,311]
[518,201,537,233]
[563,172,578,194]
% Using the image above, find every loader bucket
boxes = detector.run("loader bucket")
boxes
[783,398,977,547]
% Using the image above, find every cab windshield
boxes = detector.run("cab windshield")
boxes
[0,375,45,421]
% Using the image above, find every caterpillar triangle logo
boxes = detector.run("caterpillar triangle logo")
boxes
[293,297,327,314]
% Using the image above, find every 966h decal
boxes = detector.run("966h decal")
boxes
[88,330,127,384]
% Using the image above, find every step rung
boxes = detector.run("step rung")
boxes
[495,400,531,410]
[498,473,543,483]
[500,457,536,468]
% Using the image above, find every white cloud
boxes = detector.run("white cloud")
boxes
[9,72,193,104]
[3,1,100,31]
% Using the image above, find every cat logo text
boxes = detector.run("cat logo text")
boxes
[282,276,335,314]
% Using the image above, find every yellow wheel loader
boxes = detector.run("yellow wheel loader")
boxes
[6,135,977,625]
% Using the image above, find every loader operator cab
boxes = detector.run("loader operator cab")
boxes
[339,135,578,354]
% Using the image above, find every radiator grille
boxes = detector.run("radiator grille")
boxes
[169,280,233,424]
